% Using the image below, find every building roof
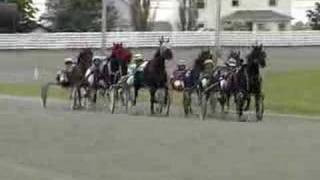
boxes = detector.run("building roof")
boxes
[222,10,293,22]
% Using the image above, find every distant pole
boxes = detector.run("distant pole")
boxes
[215,0,222,57]
[101,0,107,55]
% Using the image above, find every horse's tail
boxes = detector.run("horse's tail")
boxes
[41,82,58,108]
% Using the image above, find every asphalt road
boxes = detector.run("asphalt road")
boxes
[0,95,320,180]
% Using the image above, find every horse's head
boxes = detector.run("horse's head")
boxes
[158,36,173,60]
[79,48,93,64]
[199,48,213,60]
[193,48,213,72]
[248,44,267,68]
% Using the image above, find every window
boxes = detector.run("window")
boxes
[232,0,240,7]
[196,0,205,9]
[278,23,286,31]
[269,0,277,7]
[257,23,270,31]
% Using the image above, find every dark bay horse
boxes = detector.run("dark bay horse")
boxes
[217,50,244,114]
[183,49,214,116]
[186,48,214,88]
[131,37,173,115]
[243,44,267,120]
[41,49,93,109]
[221,45,266,121]
[77,48,93,76]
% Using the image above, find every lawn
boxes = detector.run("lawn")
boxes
[0,83,68,99]
[264,69,320,116]
[0,69,319,116]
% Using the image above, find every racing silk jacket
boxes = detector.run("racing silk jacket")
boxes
[171,69,187,81]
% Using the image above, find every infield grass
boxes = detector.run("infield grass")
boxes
[0,69,320,116]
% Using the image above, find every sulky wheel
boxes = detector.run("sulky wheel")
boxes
[199,93,208,120]
[183,90,192,117]
[256,93,265,121]
[109,86,118,114]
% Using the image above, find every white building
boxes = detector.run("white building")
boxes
[197,0,293,31]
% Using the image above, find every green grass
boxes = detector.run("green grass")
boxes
[0,83,68,99]
[0,70,320,116]
[264,70,320,116]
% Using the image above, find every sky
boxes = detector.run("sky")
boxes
[33,0,320,23]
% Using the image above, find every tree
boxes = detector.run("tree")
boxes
[130,0,151,31]
[43,0,119,32]
[178,0,198,31]
[6,0,38,32]
[307,2,320,30]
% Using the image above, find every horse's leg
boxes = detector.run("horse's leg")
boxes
[149,88,156,115]
[236,92,246,121]
[132,84,139,106]
[245,95,251,111]
[165,87,169,105]
[77,87,82,108]
[93,88,97,104]
[69,87,73,100]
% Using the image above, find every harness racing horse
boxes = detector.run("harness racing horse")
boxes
[41,49,93,109]
[183,48,214,117]
[243,44,267,121]
[77,48,93,76]
[128,37,173,115]
[216,50,243,114]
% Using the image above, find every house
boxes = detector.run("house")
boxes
[196,0,293,31]
[0,2,18,33]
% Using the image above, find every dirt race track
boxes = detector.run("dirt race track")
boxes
[0,95,320,180]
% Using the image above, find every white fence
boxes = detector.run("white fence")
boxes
[1,31,320,50]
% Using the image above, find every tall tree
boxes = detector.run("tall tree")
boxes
[307,2,320,30]
[178,0,198,31]
[7,0,38,32]
[43,0,119,32]
[130,0,151,31]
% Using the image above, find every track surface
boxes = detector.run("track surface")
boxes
[0,96,320,180]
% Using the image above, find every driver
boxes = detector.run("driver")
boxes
[127,54,147,86]
[170,59,188,91]
[200,59,215,89]
[56,58,75,86]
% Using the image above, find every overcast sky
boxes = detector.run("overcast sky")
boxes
[33,0,320,23]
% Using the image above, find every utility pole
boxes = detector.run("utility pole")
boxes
[215,0,222,58]
[101,0,107,55]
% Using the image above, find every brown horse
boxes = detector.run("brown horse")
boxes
[41,48,93,109]
[142,37,173,114]
[77,48,93,76]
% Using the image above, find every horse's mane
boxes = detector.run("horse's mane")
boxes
[192,50,213,71]
[154,48,161,58]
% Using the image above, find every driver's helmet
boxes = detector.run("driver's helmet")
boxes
[204,59,214,68]
[177,59,186,70]
[64,58,73,65]
[226,58,237,67]
[133,54,144,64]
[92,56,103,66]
